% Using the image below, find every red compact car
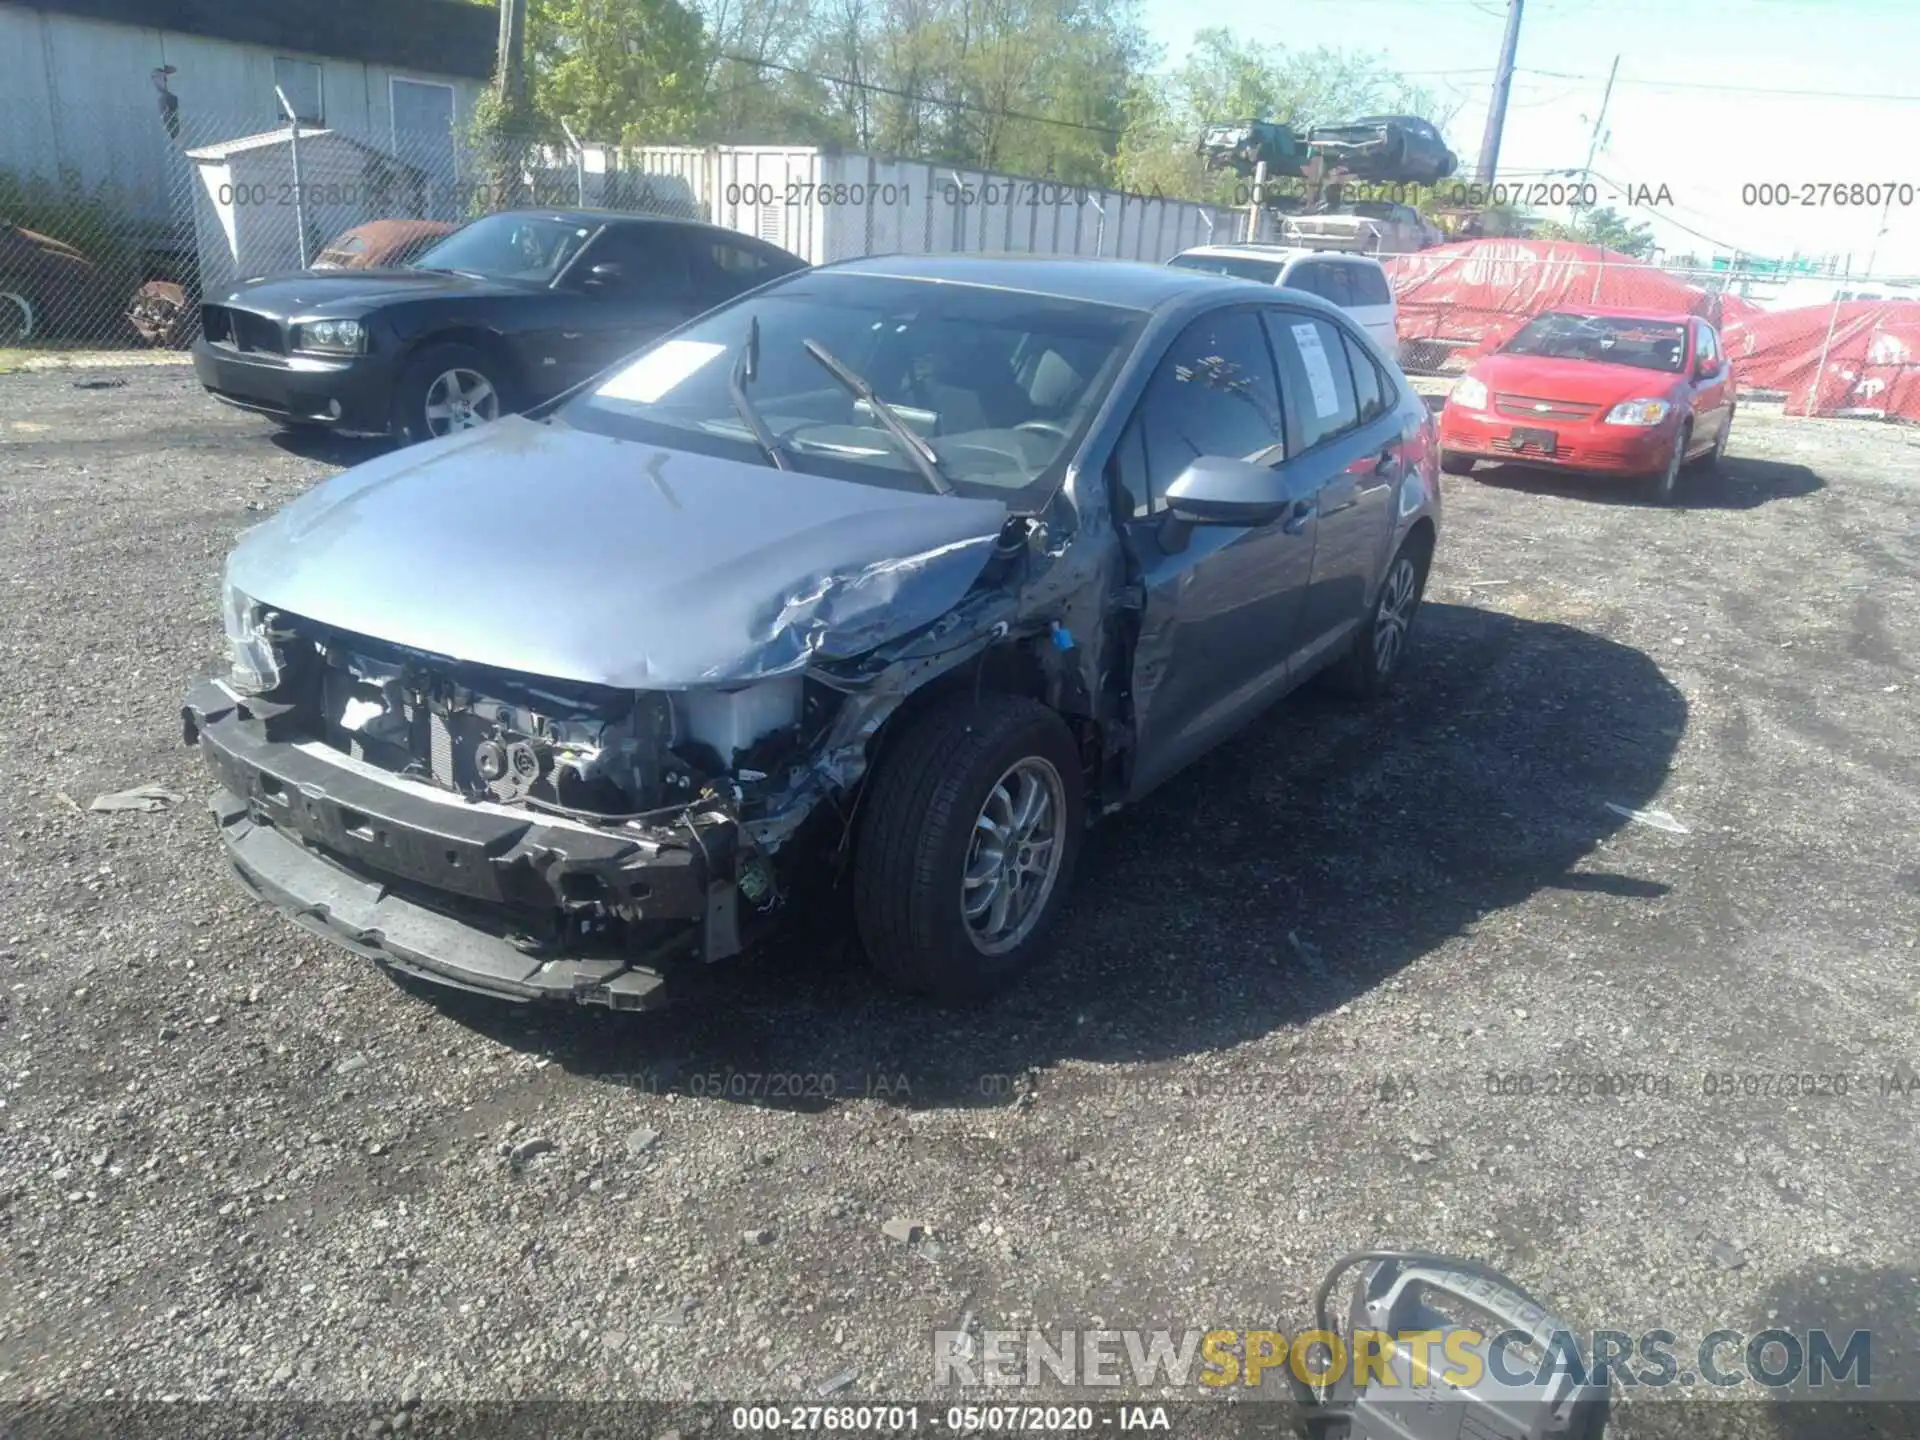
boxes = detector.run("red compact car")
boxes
[1436,307,1735,503]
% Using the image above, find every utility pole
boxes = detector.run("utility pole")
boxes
[491,0,529,208]
[1864,187,1895,276]
[1577,55,1619,204]
[1474,0,1524,186]
[1245,161,1268,243]
[496,0,528,116]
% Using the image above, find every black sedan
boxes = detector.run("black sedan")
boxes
[191,209,807,444]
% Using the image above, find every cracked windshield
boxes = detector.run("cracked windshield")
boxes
[0,0,1914,1438]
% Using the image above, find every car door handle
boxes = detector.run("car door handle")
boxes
[1372,446,1396,475]
[1281,499,1314,535]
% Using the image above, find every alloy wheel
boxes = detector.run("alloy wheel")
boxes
[962,755,1068,957]
[422,367,500,437]
[1373,554,1419,677]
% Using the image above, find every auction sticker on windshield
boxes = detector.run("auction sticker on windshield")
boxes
[1290,322,1341,419]
[597,340,729,404]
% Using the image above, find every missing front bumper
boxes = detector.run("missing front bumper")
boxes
[184,678,755,1008]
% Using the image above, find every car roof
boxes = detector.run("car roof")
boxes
[1535,305,1700,323]
[1173,244,1386,268]
[490,207,774,242]
[817,252,1275,310]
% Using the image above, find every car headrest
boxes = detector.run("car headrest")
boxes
[1028,348,1084,411]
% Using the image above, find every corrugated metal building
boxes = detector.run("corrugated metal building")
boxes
[0,0,495,226]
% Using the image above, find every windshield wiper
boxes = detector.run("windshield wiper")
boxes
[729,315,791,471]
[801,339,953,495]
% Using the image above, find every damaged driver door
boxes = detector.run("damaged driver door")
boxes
[1111,307,1318,801]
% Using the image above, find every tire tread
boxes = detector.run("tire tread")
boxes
[853,694,1078,999]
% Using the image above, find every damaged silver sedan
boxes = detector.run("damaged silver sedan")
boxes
[182,254,1442,1005]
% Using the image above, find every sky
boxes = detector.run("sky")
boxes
[1132,0,1920,278]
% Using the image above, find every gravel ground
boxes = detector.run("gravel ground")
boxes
[1,368,1917,1437]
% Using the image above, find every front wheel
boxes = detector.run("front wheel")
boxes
[853,694,1085,1002]
[1439,450,1476,476]
[1645,424,1690,505]
[1330,533,1431,700]
[393,343,509,446]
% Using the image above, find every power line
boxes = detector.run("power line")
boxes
[1578,163,1769,255]
[715,53,1127,138]
[717,52,1496,141]
[1521,67,1920,102]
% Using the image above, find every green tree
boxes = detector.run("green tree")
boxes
[532,0,709,145]
[1533,205,1656,257]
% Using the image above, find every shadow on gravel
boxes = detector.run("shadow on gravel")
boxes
[267,427,394,467]
[425,602,1687,1113]
[1609,1263,1918,1440]
[1467,455,1823,511]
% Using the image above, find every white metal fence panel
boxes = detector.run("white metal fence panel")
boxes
[809,154,1231,265]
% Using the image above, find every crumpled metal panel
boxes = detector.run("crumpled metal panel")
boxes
[225,417,1010,688]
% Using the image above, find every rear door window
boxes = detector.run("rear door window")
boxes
[1264,310,1360,452]
[1340,330,1387,423]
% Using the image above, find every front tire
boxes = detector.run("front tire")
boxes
[1330,532,1431,700]
[393,343,509,446]
[1440,450,1476,476]
[853,694,1085,1002]
[1645,424,1690,504]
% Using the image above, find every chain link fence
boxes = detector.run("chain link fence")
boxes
[1387,245,1920,425]
[0,99,707,351]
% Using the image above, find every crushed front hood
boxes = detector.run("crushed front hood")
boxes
[226,417,1010,688]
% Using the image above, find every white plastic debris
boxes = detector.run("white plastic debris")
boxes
[1605,802,1691,835]
[89,785,184,814]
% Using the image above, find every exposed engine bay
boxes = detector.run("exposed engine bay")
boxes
[308,631,816,821]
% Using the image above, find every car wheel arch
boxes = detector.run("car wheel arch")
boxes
[857,638,1107,811]
[1403,514,1438,564]
[401,326,525,405]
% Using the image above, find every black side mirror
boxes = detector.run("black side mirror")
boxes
[586,262,626,287]
[1162,455,1293,527]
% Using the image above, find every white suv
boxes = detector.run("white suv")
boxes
[1166,246,1399,354]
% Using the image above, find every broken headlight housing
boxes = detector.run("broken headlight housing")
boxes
[221,581,285,694]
